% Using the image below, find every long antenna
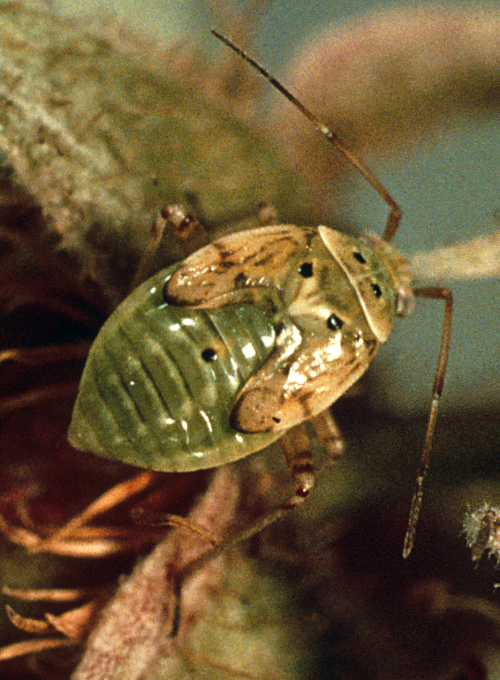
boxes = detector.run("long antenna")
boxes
[211,29,402,242]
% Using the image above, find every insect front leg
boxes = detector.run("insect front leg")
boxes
[130,206,210,289]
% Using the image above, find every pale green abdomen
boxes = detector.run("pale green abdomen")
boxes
[68,265,279,471]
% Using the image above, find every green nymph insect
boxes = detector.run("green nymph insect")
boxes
[68,31,453,559]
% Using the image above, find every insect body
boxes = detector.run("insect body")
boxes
[68,224,413,471]
[68,31,453,559]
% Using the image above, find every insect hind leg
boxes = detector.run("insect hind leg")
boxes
[170,423,316,635]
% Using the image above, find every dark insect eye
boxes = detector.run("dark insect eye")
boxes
[299,262,313,277]
[353,251,366,264]
[327,314,344,331]
[201,348,218,362]
[371,282,382,298]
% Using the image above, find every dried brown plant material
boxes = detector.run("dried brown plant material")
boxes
[0,586,110,662]
[71,466,307,680]
[0,470,167,558]
[0,635,75,663]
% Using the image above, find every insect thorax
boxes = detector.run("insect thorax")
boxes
[317,226,414,342]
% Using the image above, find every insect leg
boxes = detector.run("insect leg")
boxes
[310,410,344,462]
[403,286,453,558]
[278,422,316,506]
[170,424,315,635]
[130,205,211,290]
[161,205,211,256]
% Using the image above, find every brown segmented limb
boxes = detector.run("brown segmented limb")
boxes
[161,205,211,257]
[170,423,315,635]
[278,423,316,506]
[132,510,220,547]
[211,30,402,243]
[403,287,453,558]
[310,410,344,461]
[130,207,211,291]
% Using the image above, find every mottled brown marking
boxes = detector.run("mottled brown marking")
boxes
[253,253,275,267]
[212,242,235,260]
[234,272,247,287]
[298,394,314,418]
[216,260,234,269]
[318,264,333,290]
[303,228,317,248]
